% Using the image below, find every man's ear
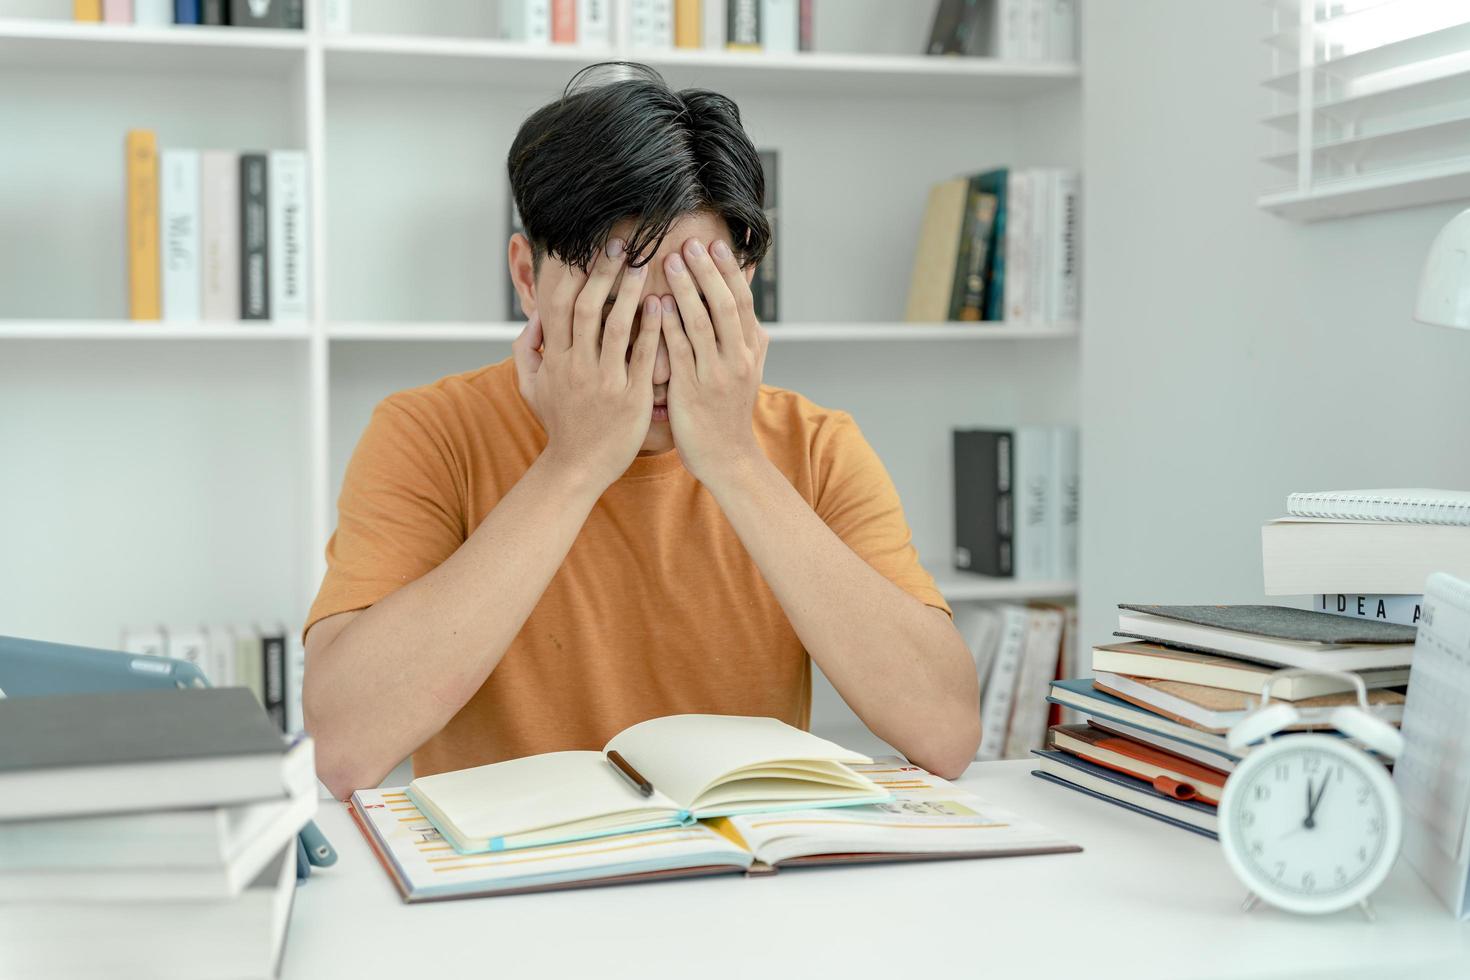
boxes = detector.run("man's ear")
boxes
[508,232,537,318]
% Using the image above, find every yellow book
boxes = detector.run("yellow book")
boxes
[674,0,701,48]
[74,0,103,21]
[126,130,161,321]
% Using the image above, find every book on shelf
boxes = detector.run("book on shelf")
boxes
[726,0,760,50]
[579,0,612,46]
[1115,603,1416,672]
[953,425,1079,580]
[134,0,170,25]
[761,0,797,53]
[924,0,1076,61]
[702,0,725,49]
[1316,593,1423,627]
[551,0,576,42]
[239,152,270,320]
[174,0,201,24]
[675,0,701,47]
[501,0,552,43]
[229,0,302,28]
[1263,518,1470,596]
[0,687,312,820]
[202,0,227,24]
[126,129,160,320]
[628,0,674,48]
[322,0,349,32]
[1091,641,1410,698]
[161,149,201,322]
[970,603,1070,762]
[74,0,103,20]
[267,150,309,321]
[351,758,1079,902]
[103,0,132,23]
[404,714,889,854]
[200,150,240,321]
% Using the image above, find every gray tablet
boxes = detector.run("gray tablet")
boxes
[0,634,208,699]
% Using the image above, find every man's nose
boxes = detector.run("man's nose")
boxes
[652,333,671,386]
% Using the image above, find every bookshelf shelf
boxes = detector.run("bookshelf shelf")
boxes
[322,33,1077,98]
[0,320,312,340]
[932,573,1078,603]
[326,321,1079,342]
[0,18,307,74]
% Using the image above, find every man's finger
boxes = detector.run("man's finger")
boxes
[709,238,760,351]
[599,256,647,376]
[681,238,742,352]
[512,313,544,387]
[541,257,588,355]
[573,238,627,360]
[663,251,717,373]
[659,294,696,378]
[630,295,661,387]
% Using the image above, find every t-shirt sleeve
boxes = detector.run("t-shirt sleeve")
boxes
[810,412,952,619]
[304,396,468,639]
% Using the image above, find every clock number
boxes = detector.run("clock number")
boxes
[1357,845,1368,862]
[1368,816,1382,836]
[1304,755,1321,774]
[1242,810,1256,828]
[1335,765,1344,783]
[1335,865,1346,884]
[1274,764,1289,782]
[1302,871,1316,892]
[1251,841,1263,856]
[1357,785,1370,805]
[1253,785,1270,802]
[1274,861,1285,879]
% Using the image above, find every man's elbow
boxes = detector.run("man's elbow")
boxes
[907,716,980,781]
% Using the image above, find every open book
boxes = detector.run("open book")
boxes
[350,760,1080,902]
[405,715,890,854]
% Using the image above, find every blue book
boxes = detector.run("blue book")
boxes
[1031,749,1218,840]
[174,0,201,23]
[1047,677,1242,762]
[973,168,1008,321]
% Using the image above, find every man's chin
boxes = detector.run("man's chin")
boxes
[639,421,675,456]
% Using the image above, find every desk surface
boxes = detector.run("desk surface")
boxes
[286,760,1470,980]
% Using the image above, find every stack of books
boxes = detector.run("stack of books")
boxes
[0,688,316,978]
[1032,604,1415,838]
[1263,488,1470,618]
[126,129,310,323]
[905,167,1080,325]
[498,0,813,52]
[75,0,306,28]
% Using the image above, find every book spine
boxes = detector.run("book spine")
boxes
[1316,594,1424,627]
[945,179,978,321]
[1025,0,1047,61]
[953,429,1012,577]
[1028,168,1052,323]
[125,130,160,320]
[1050,0,1076,61]
[797,0,812,50]
[977,605,1030,761]
[982,170,1007,321]
[997,0,1027,59]
[261,628,286,731]
[74,0,103,21]
[551,0,576,42]
[1056,170,1079,322]
[702,0,725,49]
[103,0,132,22]
[200,151,239,321]
[200,0,227,24]
[761,0,796,54]
[205,625,236,687]
[1049,425,1079,581]
[505,0,550,42]
[322,0,348,32]
[165,627,208,679]
[285,635,306,735]
[119,625,166,657]
[134,0,170,25]
[173,0,200,23]
[1003,170,1031,322]
[726,0,759,50]
[673,0,701,48]
[1004,607,1065,758]
[286,0,303,28]
[229,0,287,26]
[239,153,269,320]
[649,0,674,48]
[578,0,610,46]
[235,627,265,707]
[267,150,309,321]
[956,190,996,321]
[161,149,201,323]
[752,149,778,322]
[1011,425,1052,580]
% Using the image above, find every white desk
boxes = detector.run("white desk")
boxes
[286,760,1470,980]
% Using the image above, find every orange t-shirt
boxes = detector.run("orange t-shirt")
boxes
[306,358,949,777]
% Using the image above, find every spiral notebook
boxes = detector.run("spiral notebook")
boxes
[1287,489,1470,526]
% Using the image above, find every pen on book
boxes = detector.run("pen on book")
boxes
[607,750,653,797]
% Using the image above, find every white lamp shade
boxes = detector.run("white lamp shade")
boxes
[1415,206,1470,329]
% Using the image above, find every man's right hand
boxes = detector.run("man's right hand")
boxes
[512,238,663,491]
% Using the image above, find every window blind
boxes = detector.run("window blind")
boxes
[1260,0,1470,220]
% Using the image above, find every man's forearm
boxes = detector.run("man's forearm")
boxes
[703,455,981,778]
[305,452,603,797]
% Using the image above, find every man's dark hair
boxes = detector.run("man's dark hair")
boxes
[508,63,770,273]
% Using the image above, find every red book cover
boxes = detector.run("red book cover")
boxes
[551,0,576,42]
[1048,723,1227,805]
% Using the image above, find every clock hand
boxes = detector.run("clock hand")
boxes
[1308,774,1328,827]
[1302,777,1315,830]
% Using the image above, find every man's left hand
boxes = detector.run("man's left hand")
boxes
[659,236,770,488]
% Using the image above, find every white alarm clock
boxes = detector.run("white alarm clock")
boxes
[1217,668,1405,919]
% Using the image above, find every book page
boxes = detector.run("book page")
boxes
[604,714,872,809]
[352,788,752,902]
[722,760,1077,866]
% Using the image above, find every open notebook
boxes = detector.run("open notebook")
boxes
[350,760,1080,902]
[405,715,890,854]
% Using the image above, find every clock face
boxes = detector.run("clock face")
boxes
[1218,734,1402,915]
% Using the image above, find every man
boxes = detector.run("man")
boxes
[303,64,979,799]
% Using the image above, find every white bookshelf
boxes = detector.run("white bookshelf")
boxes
[0,1,1081,735]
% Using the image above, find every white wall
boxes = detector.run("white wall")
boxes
[1077,2,1470,651]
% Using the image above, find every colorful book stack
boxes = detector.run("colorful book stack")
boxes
[906,167,1079,325]
[924,0,1077,62]
[496,0,812,51]
[952,425,1079,580]
[956,602,1075,761]
[126,130,310,324]
[119,623,305,735]
[1033,604,1416,838]
[0,689,315,979]
[75,0,305,28]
